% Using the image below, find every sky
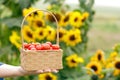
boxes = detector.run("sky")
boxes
[65,0,120,8]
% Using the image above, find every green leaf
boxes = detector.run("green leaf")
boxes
[18,0,31,9]
[1,17,22,27]
[0,0,4,4]
[77,75,91,80]
[87,0,94,8]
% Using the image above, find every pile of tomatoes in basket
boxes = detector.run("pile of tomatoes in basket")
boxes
[23,42,60,50]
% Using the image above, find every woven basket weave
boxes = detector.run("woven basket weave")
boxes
[20,9,63,71]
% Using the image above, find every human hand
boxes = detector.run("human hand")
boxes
[0,64,59,78]
[19,67,59,76]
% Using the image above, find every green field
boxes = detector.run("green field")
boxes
[87,6,120,52]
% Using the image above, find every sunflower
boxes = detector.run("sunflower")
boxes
[59,13,70,27]
[110,51,118,58]
[23,8,34,21]
[32,17,45,29]
[95,50,105,62]
[39,73,57,80]
[66,54,84,68]
[9,31,21,49]
[63,29,82,46]
[23,7,43,22]
[114,59,120,70]
[45,25,56,41]
[86,61,102,74]
[58,28,67,41]
[113,59,120,76]
[69,11,83,28]
[22,25,35,42]
[35,28,47,40]
[23,7,43,18]
[46,12,62,22]
[81,12,89,22]
[113,69,120,76]
[105,62,113,69]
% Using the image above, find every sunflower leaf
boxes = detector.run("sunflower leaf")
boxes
[77,75,91,80]
[1,17,22,27]
[18,0,31,9]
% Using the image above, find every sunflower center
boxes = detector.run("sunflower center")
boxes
[91,65,98,71]
[28,14,32,17]
[39,31,43,36]
[54,13,61,22]
[33,11,38,16]
[81,18,85,22]
[36,21,43,27]
[48,13,61,22]
[59,32,63,38]
[71,59,76,63]
[49,31,51,34]
[69,35,75,41]
[115,62,120,69]
[74,17,78,22]
[27,31,33,38]
[98,54,102,60]
[64,15,69,22]
[45,75,52,80]
[48,14,55,22]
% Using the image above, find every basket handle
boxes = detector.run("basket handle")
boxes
[21,9,59,49]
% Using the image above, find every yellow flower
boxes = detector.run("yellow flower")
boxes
[23,7,43,21]
[110,51,118,58]
[35,28,47,40]
[105,62,113,69]
[32,17,45,29]
[9,31,21,48]
[81,12,89,22]
[23,7,43,17]
[46,12,62,23]
[66,54,84,68]
[98,74,104,79]
[95,50,105,62]
[63,29,82,46]
[46,25,56,41]
[113,69,120,76]
[59,13,70,27]
[22,25,35,42]
[114,59,120,70]
[86,61,102,74]
[112,58,120,76]
[58,28,67,41]
[39,73,57,80]
[69,11,83,28]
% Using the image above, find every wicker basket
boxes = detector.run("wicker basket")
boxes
[20,9,63,71]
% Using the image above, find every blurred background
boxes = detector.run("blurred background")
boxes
[88,0,120,52]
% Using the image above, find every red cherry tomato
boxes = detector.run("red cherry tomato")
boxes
[28,45,35,50]
[46,42,52,47]
[41,43,51,50]
[31,47,36,50]
[23,43,30,49]
[52,44,60,50]
[36,44,42,50]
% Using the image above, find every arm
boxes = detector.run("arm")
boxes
[0,64,58,78]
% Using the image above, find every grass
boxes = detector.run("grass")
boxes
[87,6,120,52]
[87,12,120,52]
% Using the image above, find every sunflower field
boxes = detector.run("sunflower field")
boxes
[2,0,120,80]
